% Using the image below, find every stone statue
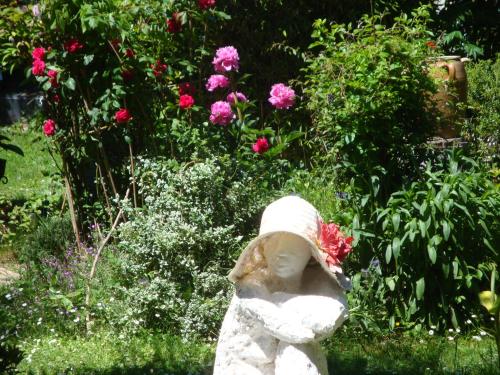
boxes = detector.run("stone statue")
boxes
[214,196,353,374]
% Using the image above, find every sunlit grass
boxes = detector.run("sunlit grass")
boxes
[0,119,61,201]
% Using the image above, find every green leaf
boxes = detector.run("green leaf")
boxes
[385,277,396,291]
[416,277,425,300]
[385,244,392,264]
[42,80,52,91]
[65,77,76,90]
[479,291,498,314]
[427,245,437,264]
[392,237,401,259]
[84,54,94,66]
[419,201,428,216]
[418,220,427,238]
[442,221,450,241]
[392,213,400,232]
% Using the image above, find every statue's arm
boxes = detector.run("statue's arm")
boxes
[238,296,315,344]
[299,294,348,339]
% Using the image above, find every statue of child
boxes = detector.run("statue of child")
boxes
[214,196,353,374]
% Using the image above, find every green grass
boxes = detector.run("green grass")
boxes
[325,334,499,375]
[0,119,61,201]
[11,330,499,374]
[15,330,215,375]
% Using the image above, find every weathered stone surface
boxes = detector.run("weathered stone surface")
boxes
[214,265,348,374]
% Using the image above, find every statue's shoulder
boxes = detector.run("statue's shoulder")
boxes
[302,264,345,297]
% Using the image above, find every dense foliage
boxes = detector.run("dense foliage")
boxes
[117,157,280,339]
[0,1,499,372]
[304,7,437,199]
[374,151,499,328]
[461,55,500,163]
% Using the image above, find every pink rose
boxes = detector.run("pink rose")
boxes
[226,92,247,105]
[178,82,195,96]
[114,108,132,123]
[32,47,46,60]
[43,119,56,136]
[209,101,235,126]
[47,69,59,88]
[198,0,216,9]
[212,46,239,73]
[179,94,195,109]
[32,59,46,76]
[252,137,269,154]
[64,39,84,53]
[268,83,296,109]
[205,74,230,92]
[318,221,353,266]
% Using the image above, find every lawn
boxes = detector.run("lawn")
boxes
[0,119,62,260]
[0,119,61,201]
[10,330,498,374]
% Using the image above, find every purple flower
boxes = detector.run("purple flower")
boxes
[268,83,296,109]
[209,101,235,126]
[32,4,41,17]
[226,92,247,105]
[212,46,239,73]
[205,74,230,92]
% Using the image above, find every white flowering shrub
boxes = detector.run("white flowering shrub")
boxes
[117,157,275,339]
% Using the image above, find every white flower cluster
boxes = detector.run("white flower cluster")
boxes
[116,158,272,339]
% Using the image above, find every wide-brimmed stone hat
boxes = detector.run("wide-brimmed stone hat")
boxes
[228,195,353,290]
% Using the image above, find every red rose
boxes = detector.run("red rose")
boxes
[47,69,59,88]
[32,47,46,60]
[426,41,437,49]
[167,12,182,33]
[43,119,56,136]
[318,221,353,266]
[252,137,269,154]
[32,59,46,76]
[125,48,135,58]
[179,94,195,109]
[151,60,167,78]
[52,94,60,103]
[114,108,132,123]
[64,39,84,53]
[178,82,195,96]
[198,0,216,9]
[111,39,121,50]
[121,69,134,82]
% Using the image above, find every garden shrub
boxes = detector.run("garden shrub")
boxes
[370,151,499,329]
[116,157,281,339]
[461,55,500,163]
[304,6,438,200]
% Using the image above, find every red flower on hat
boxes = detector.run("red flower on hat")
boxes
[318,220,353,266]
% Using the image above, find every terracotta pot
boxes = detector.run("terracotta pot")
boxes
[428,56,468,139]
